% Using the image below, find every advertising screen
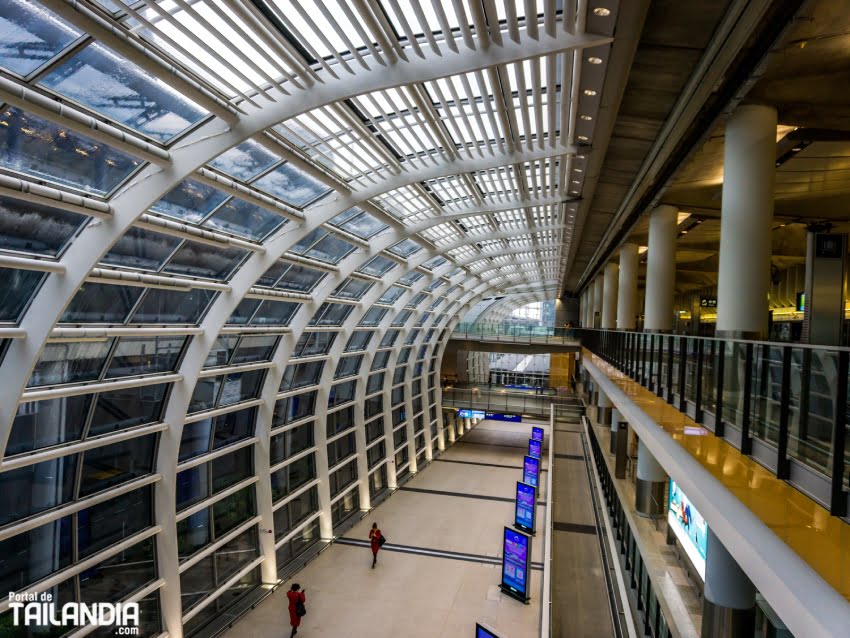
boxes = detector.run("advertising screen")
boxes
[522,455,539,488]
[528,438,542,459]
[515,482,536,533]
[668,479,707,580]
[475,623,501,638]
[501,527,531,601]
[458,409,486,419]
[531,426,544,441]
[485,412,522,423]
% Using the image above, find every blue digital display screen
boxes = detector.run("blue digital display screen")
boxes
[523,455,540,488]
[502,527,531,597]
[475,624,500,638]
[531,426,544,441]
[528,439,542,459]
[485,412,522,422]
[458,409,486,419]
[515,482,536,532]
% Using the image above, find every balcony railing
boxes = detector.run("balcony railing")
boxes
[577,328,850,517]
[441,385,584,419]
[452,322,578,344]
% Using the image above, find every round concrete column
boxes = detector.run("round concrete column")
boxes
[464,417,472,432]
[593,274,604,328]
[717,104,777,340]
[596,386,612,426]
[702,527,757,638]
[609,407,621,454]
[635,439,666,517]
[585,287,594,327]
[617,243,639,330]
[601,261,619,329]
[643,205,678,332]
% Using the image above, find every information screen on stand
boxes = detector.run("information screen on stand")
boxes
[522,455,540,488]
[515,481,536,533]
[531,426,544,441]
[528,438,542,459]
[501,527,532,602]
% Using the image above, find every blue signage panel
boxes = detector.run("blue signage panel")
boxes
[485,411,522,423]
[528,439,542,459]
[501,527,532,602]
[475,623,501,638]
[515,482,536,533]
[668,479,707,580]
[458,409,486,419]
[522,455,540,488]
[531,426,544,441]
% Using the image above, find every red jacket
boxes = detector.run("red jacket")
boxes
[287,590,305,628]
[369,528,382,554]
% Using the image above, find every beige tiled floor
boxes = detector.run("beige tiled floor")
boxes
[224,420,550,638]
[587,350,850,602]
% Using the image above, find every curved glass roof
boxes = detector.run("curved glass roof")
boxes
[0,0,616,634]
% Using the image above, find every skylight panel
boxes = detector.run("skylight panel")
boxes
[151,179,228,223]
[251,162,331,208]
[0,0,81,77]
[398,270,423,286]
[290,227,355,264]
[329,207,387,239]
[38,41,208,144]
[203,197,286,241]
[388,238,422,258]
[209,140,280,181]
[421,256,448,271]
[359,255,397,277]
[0,106,140,195]
[0,195,87,258]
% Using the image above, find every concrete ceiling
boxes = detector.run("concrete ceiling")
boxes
[570,0,850,298]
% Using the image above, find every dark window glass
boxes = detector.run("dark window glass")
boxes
[227,297,261,325]
[106,336,185,378]
[0,516,72,592]
[179,418,212,462]
[364,395,383,419]
[405,329,420,345]
[249,300,300,326]
[152,179,228,223]
[6,395,91,455]
[204,334,240,368]
[276,519,320,569]
[391,309,413,326]
[327,380,356,408]
[365,417,384,443]
[211,407,256,449]
[326,406,354,437]
[78,433,157,497]
[131,288,216,324]
[0,268,44,321]
[331,278,373,300]
[391,386,405,407]
[327,432,356,467]
[329,459,357,497]
[275,264,325,292]
[272,391,317,425]
[230,335,278,365]
[211,446,253,493]
[393,406,406,427]
[0,107,139,194]
[204,197,284,241]
[77,485,152,559]
[214,528,259,584]
[212,485,256,537]
[220,369,265,406]
[177,509,210,561]
[371,350,390,370]
[380,330,399,348]
[292,331,336,357]
[359,306,387,326]
[0,454,77,525]
[180,555,214,612]
[378,286,405,305]
[367,441,386,469]
[269,422,314,465]
[344,331,372,352]
[334,355,362,379]
[61,283,143,324]
[393,366,406,385]
[369,465,388,499]
[273,485,318,539]
[189,375,222,413]
[398,347,411,364]
[309,302,353,326]
[79,537,155,606]
[279,360,324,391]
[271,454,316,503]
[28,339,113,387]
[176,464,209,511]
[102,227,181,271]
[358,255,396,277]
[394,427,408,449]
[366,372,384,394]
[0,196,86,257]
[163,241,248,280]
[88,382,169,436]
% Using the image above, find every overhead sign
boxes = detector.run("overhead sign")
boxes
[514,482,536,534]
[522,455,540,488]
[501,527,532,603]
[668,479,707,580]
[528,438,542,459]
[458,409,485,419]
[699,297,717,308]
[485,411,522,423]
[531,426,544,442]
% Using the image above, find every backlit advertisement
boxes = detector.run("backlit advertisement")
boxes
[531,426,544,441]
[515,482,536,533]
[668,479,707,580]
[485,411,522,423]
[528,438,541,459]
[458,409,486,419]
[501,527,531,602]
[522,455,539,488]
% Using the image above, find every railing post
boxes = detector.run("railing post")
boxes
[678,337,687,411]
[776,346,792,479]
[715,340,726,437]
[740,343,754,455]
[655,336,664,398]
[829,350,848,516]
[695,339,705,423]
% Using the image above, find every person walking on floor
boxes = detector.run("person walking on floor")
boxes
[286,583,306,637]
[369,522,384,568]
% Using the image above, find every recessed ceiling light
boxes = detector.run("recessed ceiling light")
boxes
[577,135,588,141]
[583,89,597,96]
[577,154,586,159]
[572,180,580,184]
[574,168,583,173]
[580,115,593,121]
[792,147,802,152]
[593,7,611,16]
[587,56,603,64]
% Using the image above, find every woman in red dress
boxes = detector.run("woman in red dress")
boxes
[286,583,306,637]
[369,522,382,568]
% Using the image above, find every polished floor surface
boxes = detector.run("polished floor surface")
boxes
[224,420,551,638]
[587,351,850,602]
